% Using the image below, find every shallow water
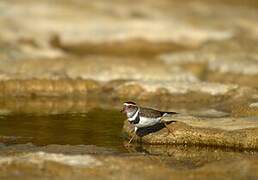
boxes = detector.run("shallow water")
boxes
[0,108,126,151]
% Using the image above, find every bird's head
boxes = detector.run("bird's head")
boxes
[120,101,138,117]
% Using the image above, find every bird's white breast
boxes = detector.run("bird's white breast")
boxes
[135,116,161,128]
[128,109,139,121]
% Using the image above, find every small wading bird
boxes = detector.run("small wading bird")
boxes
[120,101,178,144]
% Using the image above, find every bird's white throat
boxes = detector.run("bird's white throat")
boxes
[128,109,139,121]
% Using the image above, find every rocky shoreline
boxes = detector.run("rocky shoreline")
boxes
[0,0,258,179]
[123,116,258,150]
[0,143,258,180]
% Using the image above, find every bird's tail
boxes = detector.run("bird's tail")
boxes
[162,111,178,116]
[161,111,179,123]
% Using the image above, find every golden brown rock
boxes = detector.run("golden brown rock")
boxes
[123,114,258,149]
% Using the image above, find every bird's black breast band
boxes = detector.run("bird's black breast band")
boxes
[132,114,140,124]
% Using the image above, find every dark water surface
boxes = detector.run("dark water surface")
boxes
[0,108,126,151]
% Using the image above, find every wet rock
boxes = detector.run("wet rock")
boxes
[250,102,258,108]
[123,114,258,149]
[208,55,258,75]
[206,72,258,87]
[0,56,197,82]
[160,42,258,86]
[54,38,192,56]
[1,149,258,180]
[0,78,249,114]
[0,136,32,145]
[0,79,101,97]
[0,152,101,168]
[124,144,258,168]
[161,51,258,75]
[116,80,238,95]
[0,109,11,115]
[0,143,118,156]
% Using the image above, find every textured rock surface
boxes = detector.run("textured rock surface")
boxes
[0,152,102,167]
[0,144,258,180]
[123,114,258,149]
[1,153,258,180]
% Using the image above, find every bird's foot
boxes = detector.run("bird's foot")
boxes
[124,142,134,148]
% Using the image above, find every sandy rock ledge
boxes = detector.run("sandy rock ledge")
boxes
[123,115,258,150]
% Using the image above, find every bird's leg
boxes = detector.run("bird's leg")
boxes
[128,133,136,144]
[124,127,137,147]
[129,127,135,133]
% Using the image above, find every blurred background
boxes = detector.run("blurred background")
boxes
[0,0,257,113]
[0,0,258,179]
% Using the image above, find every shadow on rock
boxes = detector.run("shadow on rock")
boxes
[135,121,176,137]
[135,123,166,137]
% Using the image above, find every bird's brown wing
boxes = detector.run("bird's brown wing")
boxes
[139,107,164,118]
